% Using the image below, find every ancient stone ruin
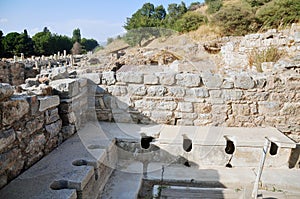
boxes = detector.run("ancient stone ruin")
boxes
[0,26,300,198]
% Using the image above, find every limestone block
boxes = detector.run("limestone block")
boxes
[193,103,212,114]
[221,79,234,89]
[79,73,101,84]
[177,102,193,113]
[193,88,209,98]
[157,72,176,86]
[108,85,127,96]
[222,90,244,101]
[62,125,76,140]
[116,72,143,83]
[61,112,76,124]
[38,96,60,112]
[232,104,251,116]
[134,100,156,110]
[258,101,281,115]
[25,134,46,154]
[174,112,198,119]
[25,95,39,115]
[0,83,14,102]
[202,73,223,89]
[176,119,194,126]
[147,86,167,96]
[234,74,255,89]
[194,114,212,126]
[49,67,68,80]
[45,108,60,124]
[102,71,116,85]
[150,111,173,124]
[157,101,177,111]
[45,119,62,138]
[144,74,159,85]
[0,129,15,153]
[168,87,185,97]
[176,73,201,87]
[280,103,300,116]
[24,115,44,136]
[50,79,80,98]
[1,99,29,126]
[78,78,88,88]
[128,85,147,96]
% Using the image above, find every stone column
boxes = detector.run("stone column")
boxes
[63,50,67,58]
[20,53,24,61]
[13,56,17,62]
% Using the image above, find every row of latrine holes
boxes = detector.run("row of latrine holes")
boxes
[140,135,279,167]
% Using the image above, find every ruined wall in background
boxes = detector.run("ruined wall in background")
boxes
[93,70,300,142]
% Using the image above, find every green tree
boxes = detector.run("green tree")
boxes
[2,32,20,57]
[0,30,4,58]
[32,30,53,55]
[72,28,81,43]
[165,2,188,28]
[81,38,98,51]
[175,12,207,32]
[256,0,300,30]
[52,34,73,54]
[15,29,34,56]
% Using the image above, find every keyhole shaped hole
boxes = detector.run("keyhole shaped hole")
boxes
[225,140,235,155]
[182,135,192,152]
[141,136,154,149]
[269,142,278,156]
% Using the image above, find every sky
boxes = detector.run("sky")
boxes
[0,0,204,43]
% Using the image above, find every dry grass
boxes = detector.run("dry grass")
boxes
[187,24,223,42]
[248,47,285,72]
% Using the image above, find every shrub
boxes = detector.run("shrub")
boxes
[175,12,207,33]
[205,0,223,14]
[213,4,259,36]
[248,47,284,72]
[256,0,300,30]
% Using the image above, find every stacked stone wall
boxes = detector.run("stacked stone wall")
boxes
[0,78,88,189]
[94,70,300,142]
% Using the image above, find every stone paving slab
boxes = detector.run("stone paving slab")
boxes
[0,122,116,199]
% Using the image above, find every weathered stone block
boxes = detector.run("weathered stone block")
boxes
[38,95,60,112]
[176,119,194,126]
[232,104,250,116]
[174,112,198,119]
[234,74,255,89]
[157,101,177,111]
[134,100,156,110]
[128,85,147,96]
[176,73,201,87]
[258,101,281,115]
[108,86,127,96]
[147,86,167,96]
[193,88,209,98]
[25,134,46,154]
[194,103,212,114]
[280,103,300,116]
[116,72,143,83]
[222,90,244,101]
[45,108,60,124]
[79,73,101,84]
[202,73,223,89]
[61,125,76,140]
[1,99,29,126]
[221,79,234,89]
[157,73,176,86]
[45,119,62,138]
[0,129,15,153]
[168,87,185,97]
[0,83,14,102]
[24,115,44,136]
[177,102,193,113]
[150,111,173,124]
[50,79,79,98]
[49,67,68,80]
[144,74,159,85]
[102,71,116,85]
